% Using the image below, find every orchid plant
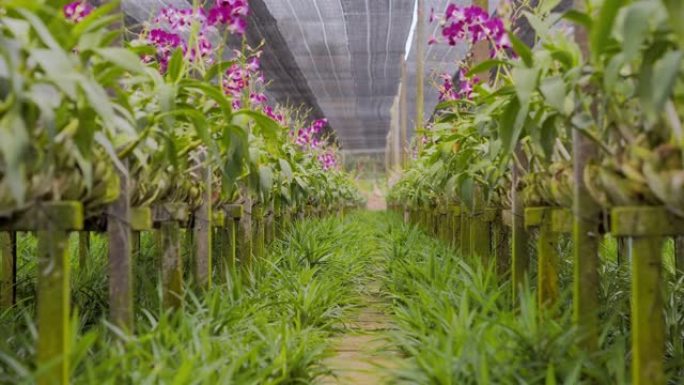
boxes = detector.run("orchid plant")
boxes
[0,0,361,220]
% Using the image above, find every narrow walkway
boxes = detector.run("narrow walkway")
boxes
[320,281,399,384]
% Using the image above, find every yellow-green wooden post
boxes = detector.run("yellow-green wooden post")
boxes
[493,213,510,278]
[460,211,471,256]
[0,232,14,309]
[675,237,684,276]
[449,205,461,250]
[108,167,134,331]
[611,206,677,385]
[160,221,182,310]
[631,236,665,385]
[470,210,491,264]
[36,202,83,385]
[252,204,265,260]
[226,205,242,272]
[526,207,559,309]
[192,166,212,289]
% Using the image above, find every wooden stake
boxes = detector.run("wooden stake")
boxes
[192,155,212,289]
[511,146,529,303]
[160,221,182,309]
[108,167,133,332]
[631,236,665,385]
[36,202,83,385]
[0,232,13,309]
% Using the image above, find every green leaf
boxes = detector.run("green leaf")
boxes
[204,60,237,81]
[561,10,592,29]
[509,32,534,67]
[0,110,28,205]
[166,48,185,83]
[622,2,656,62]
[17,9,60,50]
[93,47,147,74]
[512,67,538,107]
[539,76,565,112]
[279,159,293,181]
[645,50,683,118]
[467,59,508,76]
[180,79,233,121]
[590,0,626,62]
[233,110,281,140]
[663,0,684,48]
[258,165,274,192]
[30,48,78,99]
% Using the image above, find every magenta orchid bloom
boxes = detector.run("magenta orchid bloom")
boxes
[63,1,93,23]
[433,4,510,55]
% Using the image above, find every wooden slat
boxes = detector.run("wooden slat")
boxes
[631,236,665,385]
[551,208,572,233]
[524,207,551,228]
[611,206,684,236]
[0,201,83,231]
[35,202,83,385]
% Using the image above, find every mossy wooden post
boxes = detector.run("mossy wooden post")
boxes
[226,204,242,272]
[265,201,274,245]
[35,202,83,385]
[611,207,680,385]
[130,207,152,262]
[108,167,133,332]
[211,210,225,277]
[571,0,601,351]
[160,221,182,309]
[155,203,188,310]
[0,231,14,308]
[78,232,90,269]
[675,237,684,275]
[470,191,491,262]
[439,206,449,243]
[192,156,212,290]
[495,210,511,278]
[512,146,529,303]
[252,204,265,261]
[237,202,253,270]
[525,207,559,309]
[449,205,461,249]
[460,210,471,256]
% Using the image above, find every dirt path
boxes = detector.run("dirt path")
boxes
[319,282,399,384]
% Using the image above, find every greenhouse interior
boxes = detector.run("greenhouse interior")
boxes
[2,0,684,384]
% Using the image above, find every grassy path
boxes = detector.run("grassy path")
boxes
[319,213,400,385]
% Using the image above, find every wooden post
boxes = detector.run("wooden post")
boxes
[494,213,511,278]
[0,231,14,308]
[675,237,684,275]
[226,205,242,272]
[449,205,461,249]
[611,206,682,385]
[192,155,212,289]
[526,207,559,309]
[631,236,665,385]
[108,167,133,331]
[571,0,602,351]
[78,231,90,270]
[35,202,83,385]
[460,211,471,256]
[160,221,182,309]
[470,210,491,263]
[252,204,265,261]
[511,146,529,303]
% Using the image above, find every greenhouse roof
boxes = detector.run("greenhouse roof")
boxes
[122,0,500,152]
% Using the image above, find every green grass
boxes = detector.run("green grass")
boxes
[0,212,380,384]
[378,212,684,385]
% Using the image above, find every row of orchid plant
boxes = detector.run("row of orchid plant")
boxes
[0,0,362,221]
[389,0,684,220]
